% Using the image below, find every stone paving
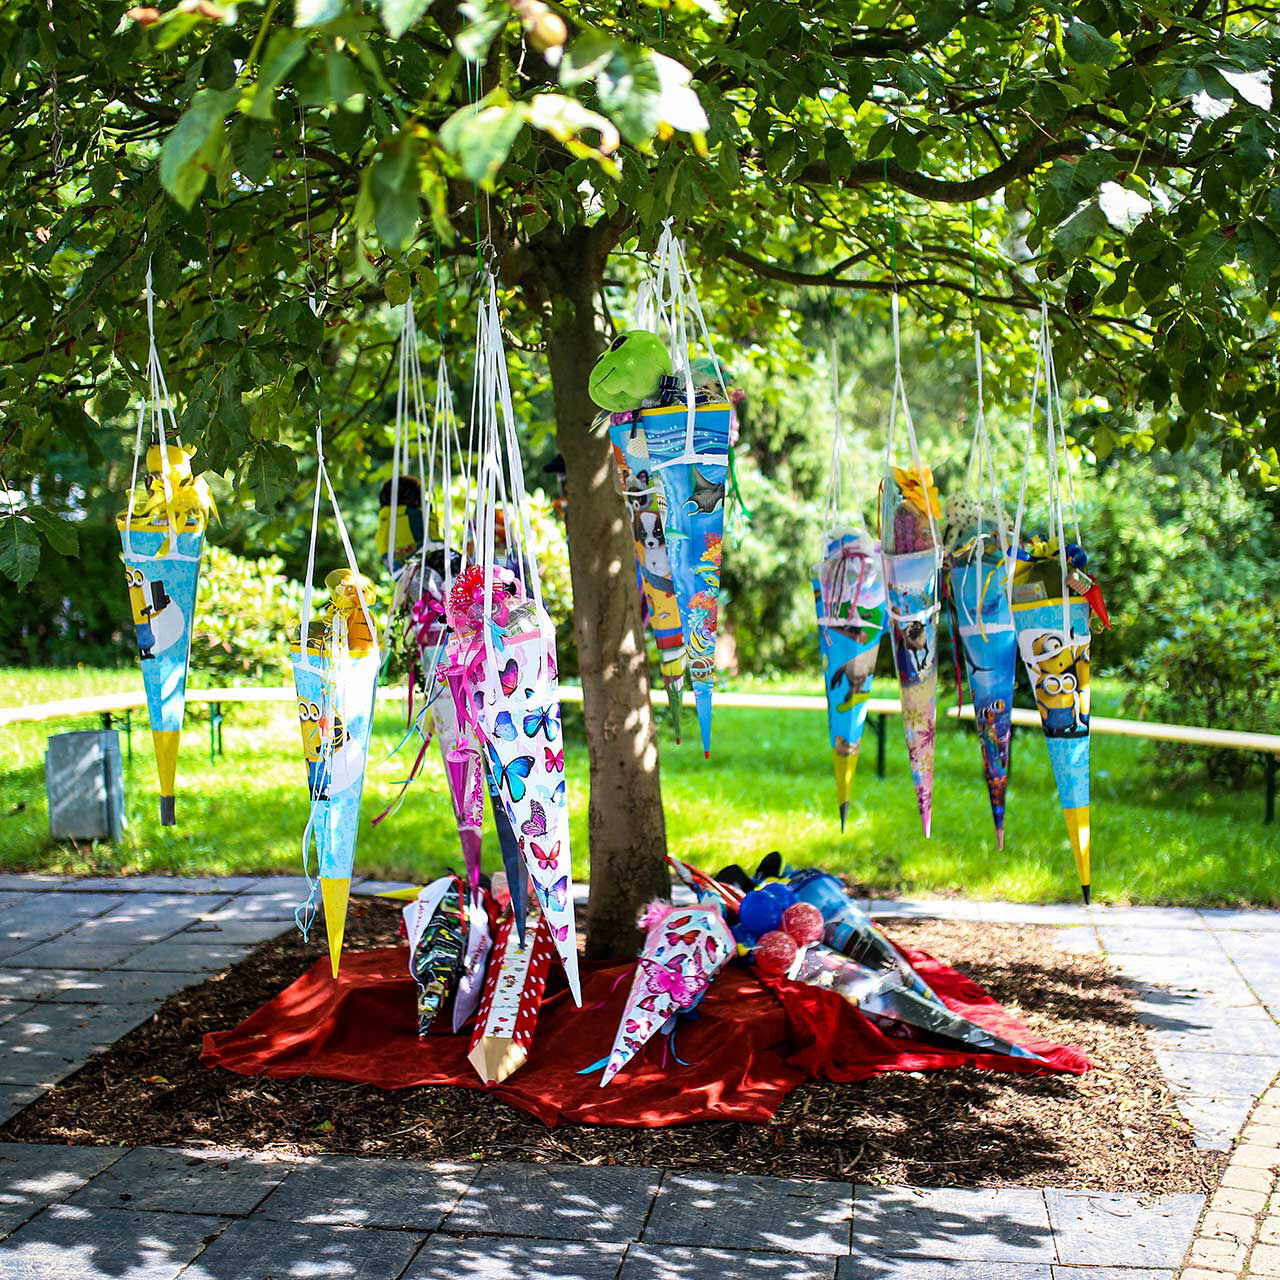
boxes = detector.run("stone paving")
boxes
[0,876,1274,1278]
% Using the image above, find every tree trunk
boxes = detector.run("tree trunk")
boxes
[529,226,670,962]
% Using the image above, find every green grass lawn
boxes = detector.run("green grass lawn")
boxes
[2,666,1277,906]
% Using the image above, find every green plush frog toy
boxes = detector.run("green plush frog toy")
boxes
[588,330,673,411]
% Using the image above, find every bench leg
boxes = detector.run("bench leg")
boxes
[1266,755,1276,825]
[209,703,224,764]
[876,713,887,779]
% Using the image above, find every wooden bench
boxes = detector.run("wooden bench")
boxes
[4,684,1277,822]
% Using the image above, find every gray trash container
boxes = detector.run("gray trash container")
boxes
[45,730,124,842]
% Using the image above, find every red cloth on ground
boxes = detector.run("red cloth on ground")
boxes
[201,945,1089,1128]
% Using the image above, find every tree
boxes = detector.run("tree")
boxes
[1,0,1277,954]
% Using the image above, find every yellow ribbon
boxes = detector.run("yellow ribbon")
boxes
[119,443,217,555]
[892,464,941,520]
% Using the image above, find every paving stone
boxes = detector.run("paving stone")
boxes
[0,1142,122,1238]
[0,877,63,892]
[869,899,988,922]
[1144,1011,1280,1057]
[1097,926,1217,957]
[1153,1047,1278,1098]
[70,1147,293,1217]
[0,1203,228,1279]
[646,1171,852,1256]
[1256,1242,1280,1274]
[0,1009,121,1086]
[1049,1270,1174,1279]
[1185,1235,1246,1270]
[853,1185,1053,1263]
[624,1243,836,1278]
[0,968,194,1005]
[0,1086,45,1125]
[1052,928,1103,956]
[237,877,317,896]
[1200,908,1280,932]
[0,893,35,916]
[446,1160,658,1241]
[1088,906,1207,929]
[184,1217,425,1280]
[1044,1190,1203,1267]
[110,942,252,973]
[1220,1163,1274,1192]
[404,1235,625,1280]
[982,903,1094,926]
[64,877,253,895]
[9,938,146,970]
[0,893,127,937]
[198,893,302,923]
[1176,1091,1256,1150]
[0,1001,38,1027]
[259,1155,473,1230]
[178,919,291,944]
[839,1262,1050,1279]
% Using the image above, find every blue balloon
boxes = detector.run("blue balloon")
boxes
[731,922,758,949]
[738,889,783,934]
[759,881,796,911]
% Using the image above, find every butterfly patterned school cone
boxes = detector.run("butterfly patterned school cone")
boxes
[291,428,380,979]
[599,901,736,1086]
[607,417,686,741]
[469,276,581,1004]
[468,901,555,1085]
[813,530,886,828]
[879,296,943,837]
[117,265,214,827]
[1008,304,1097,903]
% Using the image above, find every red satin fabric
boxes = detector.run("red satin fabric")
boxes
[201,945,1089,1128]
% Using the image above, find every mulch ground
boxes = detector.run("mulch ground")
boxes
[3,899,1224,1192]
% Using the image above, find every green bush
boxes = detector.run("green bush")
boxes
[189,545,306,685]
[1128,595,1280,784]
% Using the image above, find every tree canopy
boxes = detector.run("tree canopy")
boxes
[3,0,1279,587]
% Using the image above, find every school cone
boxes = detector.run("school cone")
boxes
[834,751,857,831]
[152,729,180,826]
[320,876,351,980]
[1065,806,1091,904]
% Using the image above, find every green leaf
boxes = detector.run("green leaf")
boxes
[455,0,506,62]
[596,47,662,145]
[385,270,411,306]
[244,30,306,120]
[23,505,79,556]
[294,0,345,28]
[440,97,526,185]
[916,0,963,42]
[381,0,431,39]
[159,88,236,209]
[0,513,39,589]
[1054,198,1106,259]
[240,440,298,511]
[893,127,920,172]
[229,119,274,183]
[1217,65,1272,110]
[560,33,616,88]
[1063,19,1117,66]
[366,133,422,249]
[1098,181,1151,233]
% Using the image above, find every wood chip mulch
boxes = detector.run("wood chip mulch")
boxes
[2,899,1223,1193]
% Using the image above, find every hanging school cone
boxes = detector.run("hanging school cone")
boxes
[118,442,213,826]
[468,276,581,1002]
[813,529,886,829]
[878,299,943,836]
[117,266,215,827]
[606,416,687,741]
[291,437,381,978]
[1008,305,1100,903]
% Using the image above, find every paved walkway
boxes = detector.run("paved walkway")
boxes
[0,876,1274,1278]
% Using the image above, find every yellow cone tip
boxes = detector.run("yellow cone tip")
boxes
[374,886,426,901]
[152,729,180,794]
[832,752,858,808]
[1063,806,1091,901]
[320,877,351,979]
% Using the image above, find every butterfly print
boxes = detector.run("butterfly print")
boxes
[550,922,570,943]
[522,704,561,741]
[544,746,564,771]
[520,799,548,839]
[492,710,518,740]
[486,741,534,802]
[532,840,560,872]
[533,779,566,808]
[666,929,699,947]
[537,875,569,912]
[499,658,520,696]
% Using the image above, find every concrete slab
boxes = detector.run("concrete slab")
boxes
[0,969,195,1005]
[0,1085,45,1126]
[69,1147,293,1218]
[852,1185,1054,1263]
[178,920,291,945]
[625,1243,837,1278]
[110,943,252,973]
[0,1142,122,1239]
[839,1263,1051,1279]
[445,1161,659,1241]
[0,1202,227,1279]
[1096,927,1221,957]
[404,1235,625,1280]
[1153,1047,1279,1099]
[1044,1190,1203,1267]
[646,1171,853,1256]
[258,1155,474,1230]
